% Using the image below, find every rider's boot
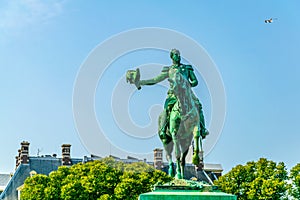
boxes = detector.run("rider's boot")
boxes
[197,101,209,139]
[158,109,168,144]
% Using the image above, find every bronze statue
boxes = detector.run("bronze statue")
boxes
[126,49,208,179]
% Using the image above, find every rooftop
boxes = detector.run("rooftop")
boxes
[0,174,11,190]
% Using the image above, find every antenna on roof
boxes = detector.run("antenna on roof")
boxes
[37,148,43,157]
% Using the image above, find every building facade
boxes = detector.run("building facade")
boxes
[0,142,81,200]
[0,142,223,200]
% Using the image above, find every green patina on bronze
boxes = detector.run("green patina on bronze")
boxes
[126,49,209,179]
[139,191,236,200]
[154,179,216,191]
[127,49,236,199]
[139,180,236,200]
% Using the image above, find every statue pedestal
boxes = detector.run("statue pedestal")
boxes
[139,180,236,200]
[139,191,236,200]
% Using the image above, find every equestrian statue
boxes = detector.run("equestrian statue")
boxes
[126,49,209,179]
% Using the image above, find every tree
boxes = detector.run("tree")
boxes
[21,158,172,200]
[289,163,300,199]
[214,158,288,200]
[21,174,50,200]
[45,166,70,199]
[114,167,171,200]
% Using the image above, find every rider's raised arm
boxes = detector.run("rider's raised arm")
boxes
[140,66,169,86]
[186,65,198,87]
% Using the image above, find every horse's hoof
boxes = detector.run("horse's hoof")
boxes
[168,165,175,177]
[169,170,175,177]
[175,173,182,179]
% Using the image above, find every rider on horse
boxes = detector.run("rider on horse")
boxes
[139,49,208,144]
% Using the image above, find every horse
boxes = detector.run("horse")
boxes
[126,67,205,179]
[158,69,204,179]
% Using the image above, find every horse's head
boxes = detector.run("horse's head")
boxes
[169,70,196,116]
[168,71,190,97]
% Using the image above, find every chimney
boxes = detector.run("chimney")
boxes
[15,141,30,167]
[61,144,71,166]
[153,148,163,170]
[15,149,21,169]
[15,156,19,169]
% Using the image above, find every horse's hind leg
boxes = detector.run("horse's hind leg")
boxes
[192,126,201,166]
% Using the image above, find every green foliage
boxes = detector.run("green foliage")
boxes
[101,157,125,171]
[289,163,300,199]
[114,168,172,200]
[21,174,50,200]
[20,158,172,200]
[45,166,70,199]
[214,158,288,200]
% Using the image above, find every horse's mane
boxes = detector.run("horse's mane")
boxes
[170,71,197,115]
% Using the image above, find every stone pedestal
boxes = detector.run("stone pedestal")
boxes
[139,180,236,200]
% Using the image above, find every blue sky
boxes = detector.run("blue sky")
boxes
[0,0,300,174]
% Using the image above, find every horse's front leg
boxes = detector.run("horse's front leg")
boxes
[180,137,191,179]
[170,113,182,179]
[158,110,175,177]
[163,142,175,177]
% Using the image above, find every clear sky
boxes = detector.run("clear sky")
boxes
[1,0,300,174]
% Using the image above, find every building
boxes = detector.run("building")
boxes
[0,174,11,195]
[153,148,163,170]
[0,142,223,200]
[0,142,82,200]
